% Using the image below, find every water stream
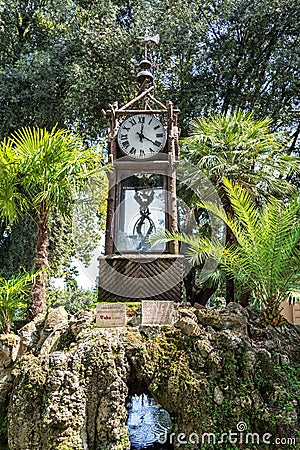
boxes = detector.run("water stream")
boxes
[127,394,173,450]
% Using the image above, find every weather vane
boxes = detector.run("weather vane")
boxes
[137,31,160,59]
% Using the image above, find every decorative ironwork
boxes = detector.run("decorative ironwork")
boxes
[133,188,156,250]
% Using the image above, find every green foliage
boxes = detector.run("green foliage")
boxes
[0,126,106,317]
[178,110,299,304]
[0,1,299,306]
[201,178,300,322]
[0,408,8,446]
[182,110,298,199]
[0,272,34,333]
[71,170,108,266]
[155,178,300,326]
[0,0,299,141]
[0,0,136,140]
[0,213,37,278]
[47,210,76,278]
[47,287,97,315]
[0,126,104,223]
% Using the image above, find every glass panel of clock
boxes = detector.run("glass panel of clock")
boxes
[115,174,166,252]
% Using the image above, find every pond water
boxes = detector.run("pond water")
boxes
[127,394,173,450]
[0,394,173,450]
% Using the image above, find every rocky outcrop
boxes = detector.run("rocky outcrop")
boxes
[0,303,299,450]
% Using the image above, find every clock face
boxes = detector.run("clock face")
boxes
[117,114,166,159]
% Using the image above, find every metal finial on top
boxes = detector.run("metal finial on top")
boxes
[136,32,160,87]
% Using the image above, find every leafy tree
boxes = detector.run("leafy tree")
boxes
[0,213,37,278]
[181,110,299,302]
[124,0,300,139]
[0,0,299,281]
[71,170,108,266]
[0,126,105,319]
[0,208,80,283]
[183,110,298,198]
[191,0,300,134]
[156,178,300,326]
[0,0,299,141]
[0,0,137,140]
[47,287,97,315]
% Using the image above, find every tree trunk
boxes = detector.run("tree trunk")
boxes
[2,320,11,334]
[225,225,236,304]
[221,186,236,304]
[28,204,49,320]
[225,275,234,304]
[239,290,251,307]
[184,267,217,306]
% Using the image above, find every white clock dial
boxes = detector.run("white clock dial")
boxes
[117,114,166,159]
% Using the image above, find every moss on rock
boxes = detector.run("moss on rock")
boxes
[0,304,298,450]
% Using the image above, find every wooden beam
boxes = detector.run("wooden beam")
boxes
[119,86,155,111]
[148,94,168,110]
[115,109,168,116]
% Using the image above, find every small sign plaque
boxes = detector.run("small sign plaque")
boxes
[96,303,126,328]
[142,301,174,325]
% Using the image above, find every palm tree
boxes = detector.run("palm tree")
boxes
[0,127,104,319]
[156,178,300,326]
[181,110,298,303]
[0,272,34,333]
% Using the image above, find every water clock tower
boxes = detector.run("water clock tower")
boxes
[98,34,183,302]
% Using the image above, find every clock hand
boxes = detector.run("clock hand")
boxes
[136,123,144,143]
[142,135,156,145]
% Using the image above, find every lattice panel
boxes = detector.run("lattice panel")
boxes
[98,254,184,302]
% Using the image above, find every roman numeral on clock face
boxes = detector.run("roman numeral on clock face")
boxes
[129,118,137,126]
[129,147,136,155]
[120,134,128,141]
[156,133,163,138]
[138,116,145,123]
[153,140,161,147]
[123,141,130,149]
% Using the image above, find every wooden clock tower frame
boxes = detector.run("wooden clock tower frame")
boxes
[98,40,184,302]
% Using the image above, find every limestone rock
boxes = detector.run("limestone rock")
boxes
[0,334,21,370]
[139,325,166,338]
[194,308,223,329]
[0,368,12,444]
[175,316,202,336]
[280,353,290,365]
[220,311,248,334]
[0,304,298,450]
[18,320,37,353]
[39,329,66,355]
[44,306,69,331]
[193,337,214,357]
[213,385,224,405]
[18,313,45,354]
[126,310,141,327]
[70,310,95,337]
